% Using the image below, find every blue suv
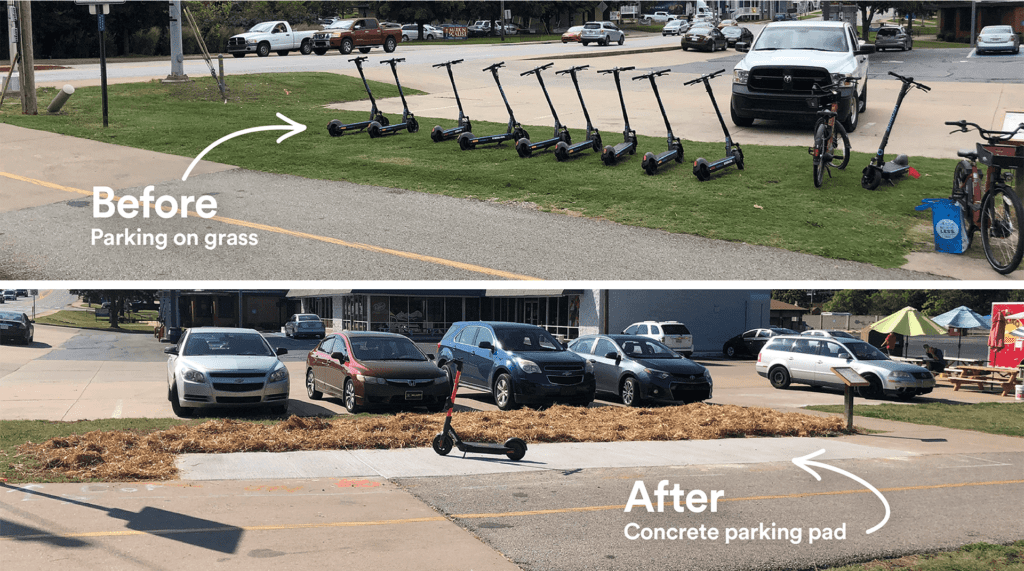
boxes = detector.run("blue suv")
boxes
[436,322,596,410]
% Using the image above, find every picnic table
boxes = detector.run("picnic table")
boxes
[945,365,1020,396]
[891,355,981,367]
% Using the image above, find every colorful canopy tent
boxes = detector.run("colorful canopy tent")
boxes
[870,307,947,357]
[931,306,991,358]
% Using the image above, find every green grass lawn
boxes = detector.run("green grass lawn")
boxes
[35,309,158,333]
[0,72,960,268]
[806,402,1024,438]
[824,541,1024,571]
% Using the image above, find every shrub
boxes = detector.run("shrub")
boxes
[129,26,164,56]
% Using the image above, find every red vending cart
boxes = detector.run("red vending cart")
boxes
[989,301,1024,369]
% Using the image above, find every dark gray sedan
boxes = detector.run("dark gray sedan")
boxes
[568,334,712,406]
[0,311,34,344]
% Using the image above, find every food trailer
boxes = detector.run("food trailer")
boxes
[989,301,1024,369]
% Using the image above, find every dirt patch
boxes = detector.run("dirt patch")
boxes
[18,404,848,482]
[0,65,69,72]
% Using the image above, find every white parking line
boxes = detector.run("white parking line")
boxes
[111,400,123,419]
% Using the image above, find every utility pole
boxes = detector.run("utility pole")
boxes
[163,0,189,82]
[16,0,36,114]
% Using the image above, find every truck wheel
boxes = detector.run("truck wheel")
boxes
[232,53,245,58]
[340,38,353,55]
[276,50,289,57]
[359,47,371,54]
[300,41,312,55]
[314,48,328,56]
[842,97,859,132]
[384,36,397,53]
[257,42,271,57]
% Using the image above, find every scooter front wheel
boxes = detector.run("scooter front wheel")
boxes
[861,165,882,190]
[432,433,454,456]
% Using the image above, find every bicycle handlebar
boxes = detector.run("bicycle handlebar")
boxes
[380,58,405,65]
[348,56,368,63]
[483,62,506,72]
[888,71,930,92]
[556,65,590,75]
[521,62,554,76]
[683,69,725,86]
[597,66,636,74]
[432,59,464,68]
[945,119,1024,143]
[633,69,670,81]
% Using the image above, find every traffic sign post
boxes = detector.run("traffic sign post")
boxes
[75,0,123,127]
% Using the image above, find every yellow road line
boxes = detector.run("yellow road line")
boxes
[0,172,540,281]
[4,479,1021,541]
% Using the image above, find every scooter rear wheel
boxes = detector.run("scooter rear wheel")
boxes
[432,433,454,456]
[504,438,527,461]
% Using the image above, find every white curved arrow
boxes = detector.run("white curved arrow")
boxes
[182,113,306,181]
[792,449,890,534]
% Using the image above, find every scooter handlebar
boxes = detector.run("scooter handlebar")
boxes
[597,66,636,74]
[521,62,554,76]
[483,62,506,72]
[432,59,464,68]
[348,56,368,63]
[632,69,671,81]
[683,68,726,86]
[446,358,463,372]
[381,58,406,65]
[888,71,930,92]
[556,65,590,75]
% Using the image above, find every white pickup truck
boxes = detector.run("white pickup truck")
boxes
[226,21,316,58]
[643,12,677,23]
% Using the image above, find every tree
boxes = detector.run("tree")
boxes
[822,290,876,314]
[851,2,898,41]
[892,1,928,36]
[70,290,156,329]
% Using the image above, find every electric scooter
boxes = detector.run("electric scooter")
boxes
[634,69,683,175]
[516,63,572,158]
[554,65,602,161]
[367,58,419,138]
[458,62,529,150]
[327,56,388,136]
[861,71,930,190]
[686,69,744,181]
[430,59,471,142]
[598,66,637,166]
[432,360,528,461]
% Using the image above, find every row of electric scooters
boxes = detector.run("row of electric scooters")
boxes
[326,57,743,179]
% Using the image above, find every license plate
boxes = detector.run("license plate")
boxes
[0,325,8,329]
[405,390,423,400]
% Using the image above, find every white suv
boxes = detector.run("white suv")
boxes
[755,335,935,400]
[622,321,693,358]
[581,21,625,46]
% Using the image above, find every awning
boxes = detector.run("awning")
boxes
[285,290,351,298]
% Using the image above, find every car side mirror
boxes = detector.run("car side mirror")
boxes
[736,42,749,52]
[276,347,288,356]
[164,346,178,355]
[855,44,875,55]
[604,351,619,360]
[478,341,494,352]
[838,353,850,360]
[331,351,347,362]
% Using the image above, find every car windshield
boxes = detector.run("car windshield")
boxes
[248,23,274,33]
[754,26,849,52]
[772,328,799,335]
[349,336,426,361]
[328,20,355,30]
[982,26,1012,34]
[842,342,889,361]
[184,332,274,357]
[297,315,320,321]
[723,27,742,36]
[495,327,563,352]
[617,338,679,359]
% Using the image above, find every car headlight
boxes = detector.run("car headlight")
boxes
[181,368,206,383]
[357,374,386,384]
[888,371,913,380]
[269,365,289,383]
[705,371,713,385]
[733,69,749,85]
[515,358,542,374]
[585,360,595,374]
[644,368,671,380]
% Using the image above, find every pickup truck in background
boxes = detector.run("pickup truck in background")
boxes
[226,21,316,57]
[643,12,678,23]
[310,18,402,54]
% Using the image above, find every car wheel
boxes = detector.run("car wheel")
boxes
[432,433,454,455]
[257,42,271,57]
[344,379,362,413]
[842,95,859,132]
[384,36,397,53]
[504,438,527,461]
[858,79,868,113]
[402,35,410,42]
[620,377,642,407]
[724,344,738,358]
[300,41,312,55]
[314,48,328,56]
[427,34,435,40]
[169,383,192,417]
[306,369,323,400]
[340,38,353,55]
[618,34,624,45]
[232,53,245,58]
[768,367,791,389]
[857,375,885,399]
[493,373,516,411]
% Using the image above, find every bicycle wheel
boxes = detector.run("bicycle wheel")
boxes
[828,122,851,170]
[980,183,1024,274]
[951,159,976,247]
[812,123,827,188]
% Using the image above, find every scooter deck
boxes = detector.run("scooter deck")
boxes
[611,141,634,156]
[882,162,909,176]
[459,442,511,453]
[525,137,563,151]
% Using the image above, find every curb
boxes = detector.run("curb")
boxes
[525,44,681,61]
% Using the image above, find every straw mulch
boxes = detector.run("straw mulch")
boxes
[18,404,848,482]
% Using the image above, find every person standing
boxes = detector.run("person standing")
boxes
[883,332,898,355]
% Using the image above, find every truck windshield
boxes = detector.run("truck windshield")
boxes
[754,26,849,52]
[327,20,356,30]
[249,23,274,33]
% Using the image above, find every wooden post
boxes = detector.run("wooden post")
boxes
[16,0,35,115]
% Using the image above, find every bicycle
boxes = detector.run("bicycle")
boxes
[809,79,856,188]
[945,120,1024,274]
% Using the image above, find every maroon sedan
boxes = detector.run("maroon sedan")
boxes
[305,331,449,413]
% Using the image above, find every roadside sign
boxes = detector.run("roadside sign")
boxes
[611,11,621,20]
[504,9,511,20]
[597,2,608,14]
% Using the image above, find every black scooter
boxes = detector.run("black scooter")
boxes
[634,69,683,175]
[327,56,388,136]
[861,71,930,190]
[554,65,602,161]
[367,58,418,138]
[430,59,471,142]
[432,360,528,461]
[686,69,744,181]
[516,63,572,158]
[458,62,529,150]
[598,66,638,166]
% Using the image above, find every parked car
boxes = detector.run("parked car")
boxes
[731,21,873,132]
[0,311,33,344]
[225,21,316,58]
[468,20,496,37]
[681,25,728,51]
[644,12,678,23]
[436,322,595,410]
[15,289,28,297]
[401,24,442,41]
[310,18,402,55]
[569,334,711,406]
[562,25,585,43]
[774,13,795,21]
[722,327,797,358]
[801,329,857,339]
[4,290,17,301]
[305,331,448,413]
[721,25,754,47]
[622,321,693,358]
[874,25,912,51]
[581,21,625,46]
[165,328,290,417]
[717,19,738,29]
[977,25,1020,54]
[285,313,326,339]
[755,335,935,400]
[662,20,690,36]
